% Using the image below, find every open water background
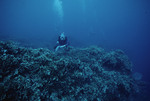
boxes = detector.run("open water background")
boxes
[0,0,150,92]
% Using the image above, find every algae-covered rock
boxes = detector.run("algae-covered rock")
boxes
[101,50,132,73]
[0,41,141,101]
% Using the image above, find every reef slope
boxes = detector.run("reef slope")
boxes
[0,41,139,101]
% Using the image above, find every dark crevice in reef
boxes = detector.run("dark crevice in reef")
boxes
[0,41,145,101]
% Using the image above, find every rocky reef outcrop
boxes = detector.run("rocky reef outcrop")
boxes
[0,41,140,101]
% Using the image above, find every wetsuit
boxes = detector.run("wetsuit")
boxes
[58,36,68,45]
[54,36,68,50]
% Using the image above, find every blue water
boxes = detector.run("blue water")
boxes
[0,0,150,87]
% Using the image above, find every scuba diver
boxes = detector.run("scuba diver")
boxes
[54,32,69,51]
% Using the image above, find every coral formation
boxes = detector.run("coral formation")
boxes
[0,41,141,101]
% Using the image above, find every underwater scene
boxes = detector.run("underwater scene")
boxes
[0,0,150,101]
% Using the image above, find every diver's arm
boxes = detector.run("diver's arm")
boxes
[56,41,59,44]
[59,45,66,48]
[55,46,60,51]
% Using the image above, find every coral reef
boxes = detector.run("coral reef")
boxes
[0,41,140,101]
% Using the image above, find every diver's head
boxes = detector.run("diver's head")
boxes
[60,32,65,40]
